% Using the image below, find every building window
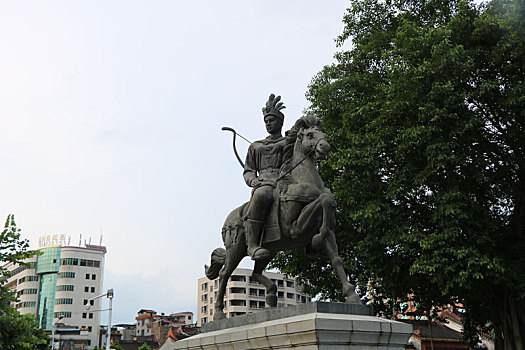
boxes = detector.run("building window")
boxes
[287,293,294,299]
[82,313,87,319]
[230,275,246,282]
[91,287,95,293]
[201,294,208,302]
[202,282,208,291]
[19,276,36,284]
[85,286,89,292]
[17,288,38,296]
[55,298,74,305]
[58,272,75,279]
[229,287,246,294]
[56,285,74,292]
[60,258,79,266]
[54,312,72,318]
[83,299,94,306]
[89,313,93,319]
[86,274,90,279]
[20,301,36,308]
[88,326,92,332]
[79,259,100,268]
[92,274,96,280]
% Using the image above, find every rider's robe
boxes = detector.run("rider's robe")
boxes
[243,136,286,188]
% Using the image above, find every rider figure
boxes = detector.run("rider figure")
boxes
[244,94,286,261]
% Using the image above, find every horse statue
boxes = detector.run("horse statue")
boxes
[206,114,361,320]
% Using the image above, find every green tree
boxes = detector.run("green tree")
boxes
[110,338,124,350]
[0,308,49,349]
[0,214,34,311]
[0,215,49,349]
[271,0,524,348]
[138,342,152,350]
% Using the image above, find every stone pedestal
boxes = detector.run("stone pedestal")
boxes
[162,303,412,350]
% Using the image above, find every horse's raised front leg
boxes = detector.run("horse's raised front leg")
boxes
[291,192,333,251]
[214,246,245,320]
[251,254,277,307]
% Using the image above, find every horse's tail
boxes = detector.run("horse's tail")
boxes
[204,248,226,280]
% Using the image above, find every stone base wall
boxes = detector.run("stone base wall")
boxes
[162,312,412,350]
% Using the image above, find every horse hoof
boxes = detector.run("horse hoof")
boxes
[214,311,226,320]
[266,294,277,308]
[345,294,362,304]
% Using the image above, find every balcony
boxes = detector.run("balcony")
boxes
[249,288,266,298]
[230,275,247,282]
[228,305,248,313]
[248,301,266,309]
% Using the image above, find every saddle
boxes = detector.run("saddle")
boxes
[237,189,282,244]
[226,181,323,247]
[241,186,318,244]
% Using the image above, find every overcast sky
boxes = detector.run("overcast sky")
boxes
[0,0,351,324]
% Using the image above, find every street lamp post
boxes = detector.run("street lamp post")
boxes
[50,316,65,350]
[86,288,114,350]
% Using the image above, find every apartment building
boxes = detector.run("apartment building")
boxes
[197,268,312,326]
[3,243,106,349]
[135,309,194,338]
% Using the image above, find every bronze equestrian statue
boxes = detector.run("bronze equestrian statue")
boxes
[206,94,361,321]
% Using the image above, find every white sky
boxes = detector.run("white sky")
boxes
[0,0,350,324]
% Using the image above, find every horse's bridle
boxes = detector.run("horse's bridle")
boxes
[275,136,327,182]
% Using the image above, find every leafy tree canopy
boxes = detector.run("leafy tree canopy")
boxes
[0,215,48,349]
[0,214,34,312]
[110,339,124,350]
[271,0,525,347]
[0,308,49,350]
[139,342,152,350]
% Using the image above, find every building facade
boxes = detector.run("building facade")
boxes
[135,309,194,339]
[3,244,106,349]
[197,268,312,326]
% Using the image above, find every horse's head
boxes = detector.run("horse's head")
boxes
[293,113,331,160]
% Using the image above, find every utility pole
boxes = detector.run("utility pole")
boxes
[86,288,114,350]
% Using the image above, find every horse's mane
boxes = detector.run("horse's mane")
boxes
[279,114,323,182]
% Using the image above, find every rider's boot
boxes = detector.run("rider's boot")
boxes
[245,219,271,261]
